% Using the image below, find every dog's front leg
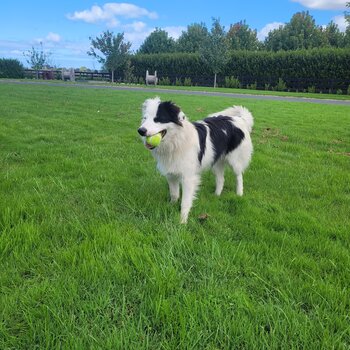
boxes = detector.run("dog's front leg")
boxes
[167,174,180,203]
[180,175,200,224]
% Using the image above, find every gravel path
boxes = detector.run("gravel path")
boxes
[2,79,350,106]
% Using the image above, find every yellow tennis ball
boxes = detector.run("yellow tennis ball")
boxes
[146,133,162,147]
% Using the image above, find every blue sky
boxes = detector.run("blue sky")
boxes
[0,0,348,69]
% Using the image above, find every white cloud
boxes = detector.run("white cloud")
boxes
[66,3,182,53]
[67,5,105,23]
[257,22,285,41]
[67,3,158,27]
[0,37,97,69]
[290,0,347,10]
[10,49,22,55]
[332,15,347,32]
[33,32,61,45]
[123,25,185,51]
[107,18,121,28]
[103,3,157,19]
[124,30,152,50]
[123,21,147,32]
[0,39,27,51]
[46,32,61,43]
[33,38,43,44]
[122,22,150,50]
[164,26,186,40]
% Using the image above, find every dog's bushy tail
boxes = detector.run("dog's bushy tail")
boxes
[209,105,254,133]
[236,106,254,133]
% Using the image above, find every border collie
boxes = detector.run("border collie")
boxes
[138,97,254,223]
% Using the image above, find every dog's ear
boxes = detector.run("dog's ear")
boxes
[142,97,160,118]
[156,101,183,127]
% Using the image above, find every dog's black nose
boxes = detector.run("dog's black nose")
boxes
[138,127,147,136]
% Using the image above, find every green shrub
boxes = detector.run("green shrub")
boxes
[336,89,343,95]
[0,58,24,78]
[175,77,182,86]
[224,76,240,88]
[131,75,139,84]
[54,71,62,80]
[308,86,316,93]
[159,77,170,86]
[247,81,257,90]
[183,77,192,86]
[264,83,271,91]
[123,60,135,83]
[347,85,350,95]
[276,78,287,91]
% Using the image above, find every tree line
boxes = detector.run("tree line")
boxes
[138,11,350,54]
[87,7,350,88]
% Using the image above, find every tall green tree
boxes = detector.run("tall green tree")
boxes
[345,2,350,47]
[138,28,176,54]
[199,18,229,88]
[264,11,324,51]
[263,24,288,51]
[226,21,260,50]
[87,30,131,83]
[176,23,209,53]
[289,11,324,49]
[323,21,345,47]
[23,42,51,79]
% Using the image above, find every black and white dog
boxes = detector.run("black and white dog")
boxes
[138,97,254,223]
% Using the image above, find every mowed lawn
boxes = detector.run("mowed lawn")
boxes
[0,83,349,349]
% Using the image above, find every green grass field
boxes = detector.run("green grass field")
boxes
[0,83,349,349]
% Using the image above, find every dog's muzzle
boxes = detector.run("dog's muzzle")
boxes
[138,127,147,136]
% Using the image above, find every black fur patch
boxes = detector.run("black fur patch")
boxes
[193,122,207,164]
[203,116,245,163]
[154,101,183,126]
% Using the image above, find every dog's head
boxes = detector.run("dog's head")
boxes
[138,97,186,150]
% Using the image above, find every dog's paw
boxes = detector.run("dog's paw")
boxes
[170,196,179,203]
[180,214,188,224]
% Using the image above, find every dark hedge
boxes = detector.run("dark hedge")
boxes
[0,58,24,79]
[130,48,350,91]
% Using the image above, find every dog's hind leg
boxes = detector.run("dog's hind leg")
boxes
[180,175,200,224]
[226,149,250,197]
[236,173,243,196]
[228,162,244,196]
[229,164,244,196]
[167,174,180,203]
[213,160,225,196]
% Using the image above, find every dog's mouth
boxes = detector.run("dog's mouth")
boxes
[145,130,167,150]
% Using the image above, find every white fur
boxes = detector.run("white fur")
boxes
[139,97,254,223]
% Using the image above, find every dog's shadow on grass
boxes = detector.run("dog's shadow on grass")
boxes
[183,172,248,224]
[115,175,181,222]
[122,170,248,224]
